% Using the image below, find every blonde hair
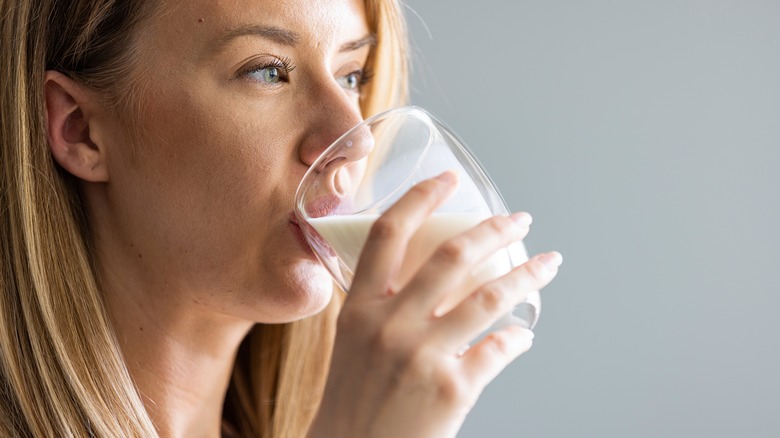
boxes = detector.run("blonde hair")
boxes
[0,0,408,436]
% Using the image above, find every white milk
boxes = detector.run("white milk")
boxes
[309,213,525,314]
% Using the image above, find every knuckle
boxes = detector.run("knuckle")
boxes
[485,331,512,357]
[374,321,398,352]
[433,370,471,406]
[486,215,514,234]
[373,318,411,357]
[367,217,403,242]
[435,238,471,265]
[375,322,432,372]
[406,344,433,374]
[473,283,507,314]
[524,259,550,284]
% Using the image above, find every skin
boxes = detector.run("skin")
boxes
[43,0,562,436]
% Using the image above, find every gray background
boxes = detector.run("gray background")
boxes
[404,1,780,437]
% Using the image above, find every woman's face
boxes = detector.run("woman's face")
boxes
[93,0,372,322]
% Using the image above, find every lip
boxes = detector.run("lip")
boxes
[289,218,317,258]
[290,193,351,262]
[290,215,337,258]
[302,194,354,219]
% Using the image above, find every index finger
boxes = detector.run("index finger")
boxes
[349,171,459,298]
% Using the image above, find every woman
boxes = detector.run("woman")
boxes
[0,0,561,436]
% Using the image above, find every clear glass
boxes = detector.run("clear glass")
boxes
[294,106,540,331]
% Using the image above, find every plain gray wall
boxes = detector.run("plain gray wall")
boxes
[404,1,780,437]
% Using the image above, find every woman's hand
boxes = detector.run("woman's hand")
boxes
[309,171,562,438]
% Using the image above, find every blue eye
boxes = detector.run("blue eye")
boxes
[338,71,362,91]
[243,57,295,85]
[251,66,281,84]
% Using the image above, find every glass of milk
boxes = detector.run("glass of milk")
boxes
[294,106,540,330]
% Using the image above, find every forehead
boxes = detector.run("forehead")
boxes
[150,0,369,54]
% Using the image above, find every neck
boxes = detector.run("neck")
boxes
[101,253,253,438]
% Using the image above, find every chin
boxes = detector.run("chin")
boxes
[274,260,335,322]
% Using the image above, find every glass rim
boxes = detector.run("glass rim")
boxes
[294,105,511,220]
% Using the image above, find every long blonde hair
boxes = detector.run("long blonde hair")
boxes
[0,0,408,436]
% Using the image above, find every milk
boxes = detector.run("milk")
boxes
[309,213,526,314]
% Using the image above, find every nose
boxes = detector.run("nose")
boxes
[298,85,368,168]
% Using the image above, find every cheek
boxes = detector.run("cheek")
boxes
[129,86,289,214]
[107,78,298,269]
[144,101,264,180]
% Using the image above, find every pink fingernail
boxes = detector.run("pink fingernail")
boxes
[537,251,563,271]
[435,170,457,184]
[517,328,535,340]
[510,212,533,227]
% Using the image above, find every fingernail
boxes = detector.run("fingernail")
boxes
[508,326,535,344]
[537,251,563,271]
[510,212,533,227]
[519,328,535,340]
[435,170,457,185]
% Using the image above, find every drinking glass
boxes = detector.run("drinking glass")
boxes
[294,106,540,331]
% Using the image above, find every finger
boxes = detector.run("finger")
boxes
[350,171,459,297]
[397,212,533,317]
[432,251,561,351]
[459,326,535,388]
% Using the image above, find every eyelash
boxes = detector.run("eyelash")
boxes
[339,66,374,93]
[240,57,374,91]
[243,56,296,83]
[357,66,375,86]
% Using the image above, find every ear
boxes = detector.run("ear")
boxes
[44,71,109,182]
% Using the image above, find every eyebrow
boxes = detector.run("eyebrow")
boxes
[339,34,377,52]
[212,24,376,54]
[214,25,300,51]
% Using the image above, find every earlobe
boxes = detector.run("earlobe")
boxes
[44,71,109,182]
